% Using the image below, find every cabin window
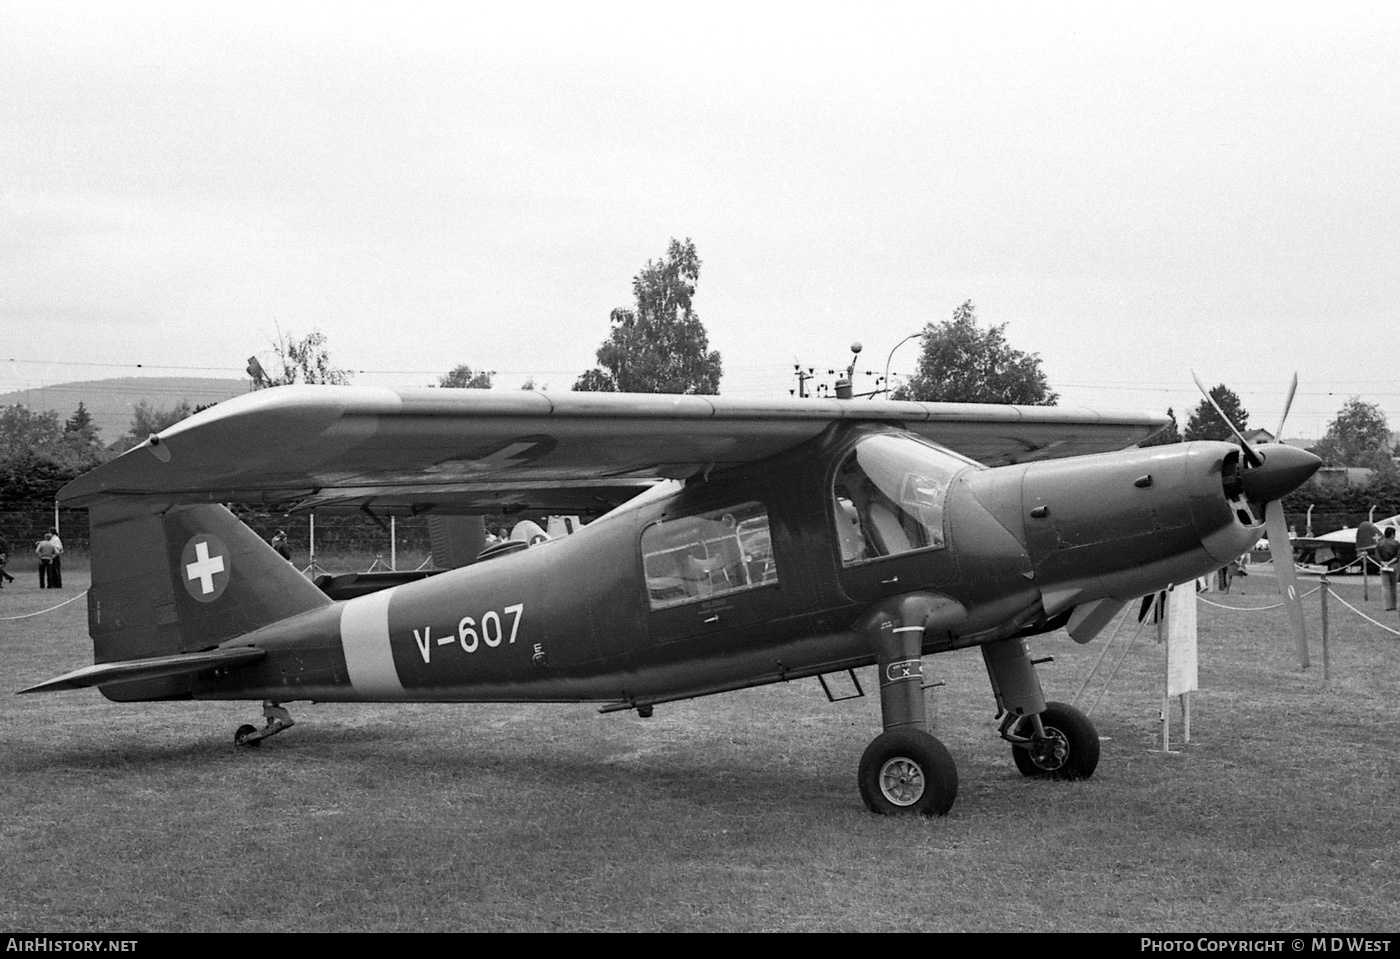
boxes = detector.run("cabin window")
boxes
[642,502,778,609]
[832,434,964,564]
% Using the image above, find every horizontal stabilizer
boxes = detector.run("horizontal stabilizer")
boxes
[18,646,265,694]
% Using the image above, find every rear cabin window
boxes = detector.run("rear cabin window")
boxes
[832,434,963,564]
[642,503,778,609]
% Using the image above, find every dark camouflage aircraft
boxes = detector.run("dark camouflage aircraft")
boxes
[24,385,1319,815]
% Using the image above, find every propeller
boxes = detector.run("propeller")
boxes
[1192,372,1319,668]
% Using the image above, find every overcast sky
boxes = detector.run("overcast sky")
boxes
[3,1,1397,439]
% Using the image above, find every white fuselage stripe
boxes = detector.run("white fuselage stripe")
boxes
[340,588,404,697]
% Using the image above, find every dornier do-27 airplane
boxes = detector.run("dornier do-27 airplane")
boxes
[24,383,1321,816]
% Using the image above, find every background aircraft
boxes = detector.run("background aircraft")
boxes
[1289,514,1400,572]
[22,386,1320,816]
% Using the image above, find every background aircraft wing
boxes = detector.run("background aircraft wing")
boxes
[60,386,1168,515]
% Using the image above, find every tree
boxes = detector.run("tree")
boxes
[57,402,106,468]
[0,405,63,460]
[0,404,96,504]
[1141,408,1183,446]
[437,365,494,389]
[64,402,99,444]
[255,329,352,388]
[1314,397,1396,474]
[574,238,722,394]
[892,301,1057,405]
[0,452,84,507]
[126,400,193,443]
[1184,385,1249,442]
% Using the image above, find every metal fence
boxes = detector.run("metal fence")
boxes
[0,508,434,567]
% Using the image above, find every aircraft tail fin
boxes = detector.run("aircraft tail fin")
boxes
[80,501,331,700]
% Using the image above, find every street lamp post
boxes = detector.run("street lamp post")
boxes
[883,332,923,400]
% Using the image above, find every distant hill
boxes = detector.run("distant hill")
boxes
[0,377,248,445]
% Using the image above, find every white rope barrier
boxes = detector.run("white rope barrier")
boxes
[1197,584,1322,612]
[0,589,88,621]
[1324,587,1400,638]
[1203,561,1400,638]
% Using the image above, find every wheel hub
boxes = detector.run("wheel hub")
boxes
[878,757,927,806]
[1026,728,1069,770]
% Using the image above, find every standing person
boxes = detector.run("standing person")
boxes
[47,528,63,588]
[271,529,292,562]
[1377,528,1400,612]
[0,534,14,587]
[35,533,57,589]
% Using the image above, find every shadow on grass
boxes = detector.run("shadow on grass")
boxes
[7,717,848,815]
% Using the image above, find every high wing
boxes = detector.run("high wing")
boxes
[60,386,1169,515]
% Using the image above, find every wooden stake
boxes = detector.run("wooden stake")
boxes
[1320,573,1330,682]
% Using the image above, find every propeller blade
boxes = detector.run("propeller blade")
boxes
[1265,498,1310,669]
[1191,371,1261,466]
[1274,372,1298,440]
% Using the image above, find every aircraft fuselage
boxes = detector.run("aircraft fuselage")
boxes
[188,426,1264,710]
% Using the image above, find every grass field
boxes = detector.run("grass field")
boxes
[2,559,1399,932]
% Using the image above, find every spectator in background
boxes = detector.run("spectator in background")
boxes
[271,529,292,562]
[0,533,14,587]
[35,532,57,588]
[1377,528,1400,612]
[47,528,63,588]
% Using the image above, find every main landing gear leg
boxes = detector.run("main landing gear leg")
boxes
[857,604,958,817]
[983,638,1100,780]
[234,701,295,748]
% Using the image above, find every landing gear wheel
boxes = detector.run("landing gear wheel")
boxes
[1012,701,1099,780]
[858,728,958,817]
[234,724,260,748]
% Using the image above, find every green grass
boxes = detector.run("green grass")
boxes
[2,560,1398,931]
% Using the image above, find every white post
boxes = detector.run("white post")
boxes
[391,515,397,571]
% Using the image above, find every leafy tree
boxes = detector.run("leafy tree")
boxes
[573,369,615,392]
[574,238,722,394]
[1141,408,1183,446]
[127,400,194,442]
[437,365,494,389]
[0,405,63,460]
[0,451,84,507]
[1314,397,1396,474]
[0,404,106,506]
[892,301,1057,405]
[255,329,352,388]
[1184,385,1249,442]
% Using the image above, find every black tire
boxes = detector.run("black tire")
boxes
[234,724,260,748]
[857,728,958,817]
[1012,701,1099,780]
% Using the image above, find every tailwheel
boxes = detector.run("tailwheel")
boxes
[1007,701,1099,780]
[233,702,295,748]
[858,728,959,817]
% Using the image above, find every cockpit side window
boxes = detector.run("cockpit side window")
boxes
[832,434,963,564]
[642,502,778,608]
